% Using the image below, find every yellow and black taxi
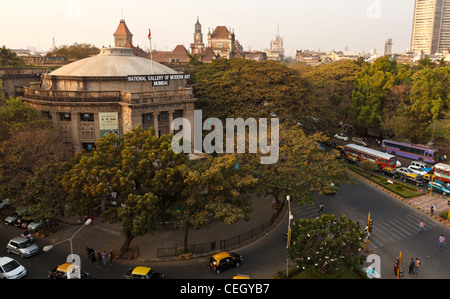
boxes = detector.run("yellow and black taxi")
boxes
[123,266,165,279]
[48,263,89,279]
[209,251,243,275]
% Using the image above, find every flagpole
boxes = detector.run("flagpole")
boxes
[148,29,154,74]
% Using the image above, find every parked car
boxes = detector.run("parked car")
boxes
[0,198,10,210]
[0,256,27,279]
[334,133,349,141]
[27,219,45,232]
[352,137,369,147]
[4,210,23,226]
[14,215,32,228]
[428,181,450,196]
[6,236,39,258]
[209,251,243,275]
[408,165,428,176]
[321,140,337,148]
[123,266,165,279]
[48,263,89,279]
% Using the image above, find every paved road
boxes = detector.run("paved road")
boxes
[1,176,450,280]
[290,178,450,279]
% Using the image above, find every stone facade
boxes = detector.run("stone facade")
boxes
[19,47,196,152]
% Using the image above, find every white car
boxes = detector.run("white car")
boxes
[334,133,349,141]
[0,198,9,210]
[408,165,427,176]
[0,256,27,279]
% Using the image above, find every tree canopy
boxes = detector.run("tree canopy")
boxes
[0,46,25,67]
[288,214,364,274]
[46,43,100,60]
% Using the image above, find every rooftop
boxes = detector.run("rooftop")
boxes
[49,47,178,77]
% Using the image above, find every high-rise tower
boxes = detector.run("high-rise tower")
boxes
[411,0,450,54]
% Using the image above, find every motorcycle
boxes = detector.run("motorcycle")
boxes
[21,231,34,243]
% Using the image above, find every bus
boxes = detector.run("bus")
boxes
[343,143,398,170]
[433,163,450,184]
[381,140,440,164]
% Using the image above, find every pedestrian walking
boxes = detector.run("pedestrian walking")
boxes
[97,252,102,268]
[86,247,94,262]
[102,251,107,266]
[414,258,420,274]
[431,205,436,215]
[444,154,447,163]
[108,251,114,266]
[439,234,446,250]
[419,220,425,232]
[319,203,324,214]
[91,250,96,263]
[85,247,91,259]
[409,258,415,274]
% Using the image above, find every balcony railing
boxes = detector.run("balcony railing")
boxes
[20,87,195,105]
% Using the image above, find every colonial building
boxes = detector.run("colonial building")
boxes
[191,17,205,56]
[113,19,148,58]
[19,30,196,152]
[207,25,243,59]
[265,28,285,61]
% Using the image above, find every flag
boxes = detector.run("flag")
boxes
[148,29,151,39]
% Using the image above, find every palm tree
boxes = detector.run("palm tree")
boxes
[0,46,25,67]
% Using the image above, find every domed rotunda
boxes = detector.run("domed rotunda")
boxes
[21,44,196,152]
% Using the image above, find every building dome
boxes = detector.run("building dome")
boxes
[49,47,178,77]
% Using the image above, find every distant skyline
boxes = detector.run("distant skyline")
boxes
[0,0,415,56]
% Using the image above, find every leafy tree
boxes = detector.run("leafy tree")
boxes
[0,46,25,67]
[172,154,257,252]
[288,214,364,274]
[0,98,68,210]
[0,126,72,212]
[46,43,100,60]
[296,61,362,133]
[190,58,316,129]
[350,57,400,133]
[251,125,351,208]
[0,97,51,141]
[61,127,185,256]
[359,160,379,173]
[409,67,450,123]
[382,67,450,143]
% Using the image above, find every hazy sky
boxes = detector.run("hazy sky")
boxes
[0,0,415,56]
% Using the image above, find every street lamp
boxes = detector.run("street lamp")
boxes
[286,195,294,278]
[43,218,92,262]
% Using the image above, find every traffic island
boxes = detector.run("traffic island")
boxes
[346,165,426,199]
[346,165,450,227]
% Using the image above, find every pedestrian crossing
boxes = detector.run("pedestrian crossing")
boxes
[367,214,438,250]
[290,203,321,220]
[288,202,439,251]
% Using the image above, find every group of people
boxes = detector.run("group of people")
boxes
[408,257,421,275]
[403,222,447,276]
[86,247,113,268]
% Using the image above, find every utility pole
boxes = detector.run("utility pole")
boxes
[365,212,371,252]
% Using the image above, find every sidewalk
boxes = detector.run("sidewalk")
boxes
[57,194,277,262]
[405,193,450,225]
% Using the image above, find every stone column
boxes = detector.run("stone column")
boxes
[71,111,82,152]
[168,110,174,134]
[153,111,159,137]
